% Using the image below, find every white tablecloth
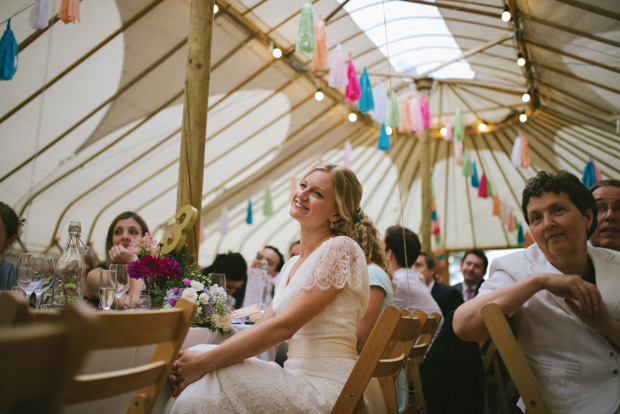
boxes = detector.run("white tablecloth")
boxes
[62,323,272,413]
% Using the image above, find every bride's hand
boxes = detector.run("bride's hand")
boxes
[168,350,205,397]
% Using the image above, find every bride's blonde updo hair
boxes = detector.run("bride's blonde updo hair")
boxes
[351,217,392,278]
[303,162,363,238]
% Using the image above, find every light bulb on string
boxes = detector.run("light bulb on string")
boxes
[385,126,393,135]
[522,90,531,103]
[501,5,511,22]
[272,46,282,59]
[478,122,487,132]
[519,112,528,123]
[214,3,219,14]
[314,89,324,102]
[348,112,358,123]
[517,53,526,67]
[440,127,447,136]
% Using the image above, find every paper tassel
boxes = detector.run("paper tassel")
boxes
[378,124,390,151]
[500,204,509,225]
[311,16,327,71]
[478,173,488,198]
[328,43,346,89]
[492,194,501,216]
[296,1,315,53]
[290,175,298,201]
[246,198,253,224]
[471,161,480,187]
[517,224,525,244]
[582,158,596,188]
[520,133,530,168]
[358,67,374,113]
[514,215,519,229]
[30,0,49,29]
[58,0,80,24]
[371,82,388,124]
[345,55,361,102]
[444,121,453,141]
[511,134,522,167]
[410,96,424,132]
[431,210,437,221]
[387,90,401,129]
[507,210,515,232]
[344,140,352,168]
[0,19,18,81]
[432,220,440,236]
[220,207,229,234]
[462,148,473,177]
[454,141,463,165]
[593,158,603,182]
[454,107,465,141]
[263,188,273,216]
[420,96,431,129]
[435,234,441,244]
[399,95,413,132]
[487,179,494,198]
[524,231,534,247]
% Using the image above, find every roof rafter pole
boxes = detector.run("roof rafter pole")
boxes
[552,0,620,21]
[176,0,215,262]
[416,77,433,253]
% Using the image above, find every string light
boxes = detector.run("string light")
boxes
[214,3,219,14]
[348,112,358,123]
[478,122,487,132]
[314,89,324,102]
[519,112,528,122]
[501,5,511,22]
[272,47,282,59]
[440,127,447,136]
[385,126,393,135]
[522,90,531,103]
[517,53,526,67]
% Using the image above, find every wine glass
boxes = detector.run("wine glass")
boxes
[99,269,117,311]
[32,255,56,310]
[110,264,130,310]
[15,265,41,305]
[124,294,151,311]
[208,273,226,289]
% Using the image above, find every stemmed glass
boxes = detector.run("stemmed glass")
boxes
[15,261,42,305]
[99,269,117,311]
[31,255,56,310]
[207,273,226,289]
[110,264,130,310]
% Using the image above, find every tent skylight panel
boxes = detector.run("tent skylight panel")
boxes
[340,0,475,80]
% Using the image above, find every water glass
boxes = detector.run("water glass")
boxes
[207,273,226,289]
[15,266,41,305]
[99,269,117,311]
[32,255,56,310]
[110,264,130,310]
[124,294,151,311]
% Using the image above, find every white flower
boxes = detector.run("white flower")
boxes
[220,315,233,332]
[211,313,222,328]
[209,285,226,296]
[198,292,209,305]
[182,288,198,302]
[163,303,173,310]
[191,280,204,291]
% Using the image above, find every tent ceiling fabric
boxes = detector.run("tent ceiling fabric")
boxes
[1,0,619,265]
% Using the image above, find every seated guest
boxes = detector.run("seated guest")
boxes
[454,170,620,413]
[0,202,20,290]
[288,240,301,259]
[415,252,463,316]
[201,252,247,307]
[589,179,620,251]
[84,211,149,307]
[451,249,488,301]
[234,245,285,307]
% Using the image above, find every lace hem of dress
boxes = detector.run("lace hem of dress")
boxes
[302,237,364,292]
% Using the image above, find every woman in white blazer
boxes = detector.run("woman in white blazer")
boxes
[454,170,620,414]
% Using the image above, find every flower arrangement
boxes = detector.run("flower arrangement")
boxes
[126,233,233,334]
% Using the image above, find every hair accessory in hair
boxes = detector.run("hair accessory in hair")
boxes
[353,207,365,224]
[17,218,26,237]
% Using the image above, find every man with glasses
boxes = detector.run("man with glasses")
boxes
[590,179,620,252]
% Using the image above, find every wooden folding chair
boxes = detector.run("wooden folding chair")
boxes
[481,303,550,414]
[405,311,442,414]
[0,296,94,414]
[331,305,425,414]
[482,340,511,414]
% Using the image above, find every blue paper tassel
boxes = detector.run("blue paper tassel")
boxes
[246,198,253,224]
[0,19,19,80]
[517,224,525,245]
[378,124,390,151]
[582,157,595,188]
[471,161,480,188]
[358,67,374,113]
[431,210,437,221]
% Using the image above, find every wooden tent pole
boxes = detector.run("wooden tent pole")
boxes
[177,0,215,262]
[416,77,433,253]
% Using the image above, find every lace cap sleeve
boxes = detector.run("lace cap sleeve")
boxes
[302,236,366,291]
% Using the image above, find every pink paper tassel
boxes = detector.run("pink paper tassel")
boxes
[507,210,515,232]
[344,140,352,168]
[328,43,346,89]
[520,133,530,168]
[410,96,424,132]
[454,140,463,165]
[344,55,361,102]
[592,158,603,182]
[58,0,80,24]
[420,96,431,129]
[478,174,488,198]
[399,95,413,132]
[444,121,453,141]
[312,16,328,71]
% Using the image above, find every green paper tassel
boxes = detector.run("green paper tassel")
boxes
[296,1,315,53]
[487,179,494,198]
[435,234,441,244]
[462,148,473,177]
[454,106,464,141]
[263,188,273,216]
[387,90,401,129]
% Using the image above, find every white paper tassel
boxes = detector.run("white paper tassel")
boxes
[371,81,388,124]
[511,134,522,167]
[29,0,49,30]
[219,207,229,235]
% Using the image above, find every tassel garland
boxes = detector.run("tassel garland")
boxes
[0,19,18,80]
[344,55,361,102]
[296,1,315,53]
[328,43,346,89]
[59,0,80,24]
[399,95,413,132]
[410,96,424,133]
[358,67,374,113]
[454,107,465,141]
[471,161,479,187]
[263,188,273,216]
[420,96,431,129]
[478,173,488,198]
[311,16,327,71]
[387,90,401,129]
[371,82,388,124]
[246,198,253,224]
[444,121,453,141]
[378,124,390,151]
[30,0,49,29]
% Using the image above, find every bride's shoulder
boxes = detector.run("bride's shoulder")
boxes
[324,236,363,254]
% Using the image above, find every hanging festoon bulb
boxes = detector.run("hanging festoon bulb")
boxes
[479,173,488,198]
[501,4,511,22]
[454,107,465,141]
[358,67,374,113]
[220,207,229,235]
[478,122,487,132]
[471,161,480,188]
[519,111,528,122]
[371,81,388,124]
[58,0,80,24]
[0,19,18,80]
[272,45,283,59]
[520,132,530,168]
[387,90,401,131]
[462,147,473,177]
[263,187,273,216]
[296,1,315,53]
[522,90,531,102]
[378,124,390,151]
[344,140,352,168]
[314,89,324,101]
[420,95,432,129]
[517,53,526,67]
[410,95,424,133]
[385,126,393,135]
[246,197,253,225]
[345,54,361,102]
[444,121,453,141]
[30,0,49,29]
[348,112,357,122]
[511,133,522,167]
[399,95,413,133]
[312,15,328,71]
[328,43,346,89]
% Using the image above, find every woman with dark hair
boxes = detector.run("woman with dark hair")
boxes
[201,252,247,299]
[0,202,20,290]
[84,211,149,306]
[454,170,620,413]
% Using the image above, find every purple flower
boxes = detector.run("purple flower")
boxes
[161,256,182,280]
[168,298,177,307]
[173,288,179,295]
[183,278,191,286]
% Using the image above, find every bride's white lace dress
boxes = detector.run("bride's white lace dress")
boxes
[164,236,369,414]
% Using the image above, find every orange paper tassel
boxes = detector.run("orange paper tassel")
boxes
[520,133,530,168]
[507,210,515,232]
[492,194,501,216]
[312,16,328,71]
[524,231,534,247]
[59,0,80,24]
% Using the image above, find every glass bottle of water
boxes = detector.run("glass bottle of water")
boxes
[53,221,86,307]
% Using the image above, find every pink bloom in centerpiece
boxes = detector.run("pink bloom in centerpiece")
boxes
[183,278,191,286]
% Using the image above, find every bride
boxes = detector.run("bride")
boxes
[165,162,369,413]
